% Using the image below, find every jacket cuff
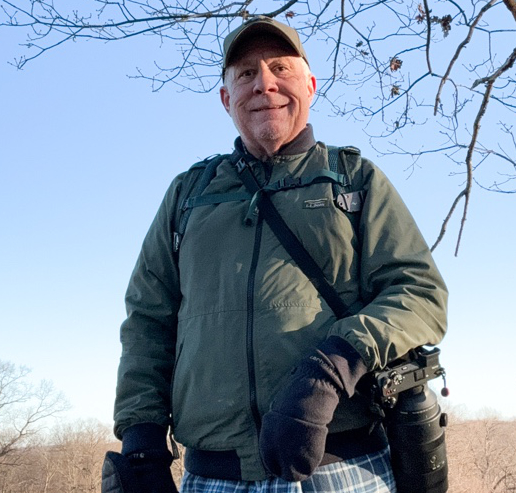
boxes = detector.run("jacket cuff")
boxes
[121,423,168,455]
[317,336,368,397]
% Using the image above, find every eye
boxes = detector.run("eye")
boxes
[238,69,255,79]
[272,64,290,76]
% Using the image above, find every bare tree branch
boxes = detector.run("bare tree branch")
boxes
[502,0,516,21]
[1,0,516,252]
[0,361,68,465]
[471,46,516,89]
[433,0,497,116]
[432,46,516,254]
[422,0,433,74]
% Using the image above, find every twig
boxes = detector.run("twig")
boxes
[471,47,516,89]
[318,0,347,96]
[422,0,432,74]
[431,45,516,254]
[263,0,299,18]
[431,190,466,253]
[453,84,494,255]
[433,0,497,116]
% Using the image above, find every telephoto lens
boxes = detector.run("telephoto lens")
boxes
[385,383,448,493]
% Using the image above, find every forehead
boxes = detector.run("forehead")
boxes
[228,34,300,67]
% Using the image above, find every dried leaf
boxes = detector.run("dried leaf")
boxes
[390,57,403,72]
[429,14,453,36]
[416,3,426,23]
[439,15,452,36]
[391,85,400,97]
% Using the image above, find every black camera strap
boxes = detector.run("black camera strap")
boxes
[235,157,352,320]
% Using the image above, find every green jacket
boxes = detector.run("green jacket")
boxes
[114,128,447,480]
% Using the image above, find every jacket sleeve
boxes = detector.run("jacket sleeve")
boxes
[328,158,448,370]
[113,173,186,439]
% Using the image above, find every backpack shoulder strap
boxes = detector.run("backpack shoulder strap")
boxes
[327,145,366,213]
[327,145,366,239]
[172,154,226,253]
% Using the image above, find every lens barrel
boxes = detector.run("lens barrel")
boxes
[385,384,448,493]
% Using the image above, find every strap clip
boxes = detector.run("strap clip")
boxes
[173,232,182,253]
[335,191,365,213]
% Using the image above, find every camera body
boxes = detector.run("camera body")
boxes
[372,347,448,493]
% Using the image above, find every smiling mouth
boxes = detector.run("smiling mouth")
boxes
[252,105,287,112]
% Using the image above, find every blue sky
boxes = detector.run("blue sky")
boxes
[1,16,515,428]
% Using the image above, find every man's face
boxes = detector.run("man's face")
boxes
[220,36,316,159]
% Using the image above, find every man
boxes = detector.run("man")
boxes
[103,15,447,493]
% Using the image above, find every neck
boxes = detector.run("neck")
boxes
[240,125,315,161]
[243,140,283,161]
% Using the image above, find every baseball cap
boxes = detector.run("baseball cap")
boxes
[222,16,309,77]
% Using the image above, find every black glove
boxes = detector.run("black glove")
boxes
[101,423,178,493]
[259,337,368,482]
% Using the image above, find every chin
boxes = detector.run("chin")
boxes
[254,124,290,144]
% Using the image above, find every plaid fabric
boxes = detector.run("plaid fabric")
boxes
[180,447,396,493]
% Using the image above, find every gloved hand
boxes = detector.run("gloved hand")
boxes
[259,336,368,482]
[101,423,178,493]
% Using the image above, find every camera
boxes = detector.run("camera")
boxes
[372,347,449,493]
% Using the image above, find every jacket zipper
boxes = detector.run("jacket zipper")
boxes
[245,161,271,433]
[247,214,264,431]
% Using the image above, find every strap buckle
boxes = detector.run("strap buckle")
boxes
[279,176,302,189]
[235,158,247,174]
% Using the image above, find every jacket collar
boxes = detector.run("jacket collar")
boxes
[234,124,316,162]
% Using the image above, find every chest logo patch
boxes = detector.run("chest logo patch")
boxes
[303,198,329,209]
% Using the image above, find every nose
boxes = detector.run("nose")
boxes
[253,65,278,95]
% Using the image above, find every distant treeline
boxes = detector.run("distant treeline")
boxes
[1,360,514,492]
[1,414,515,492]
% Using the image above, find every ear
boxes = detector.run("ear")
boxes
[220,85,231,114]
[307,74,316,102]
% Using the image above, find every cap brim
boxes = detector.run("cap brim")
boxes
[223,18,309,76]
